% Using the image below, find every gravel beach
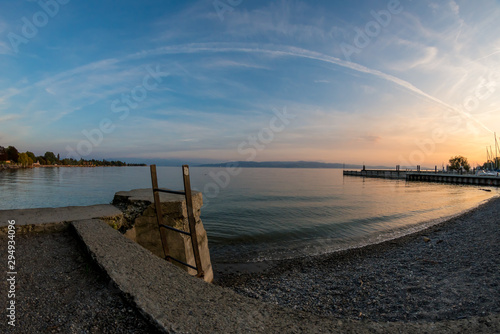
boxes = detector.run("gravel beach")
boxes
[0,228,161,334]
[215,196,500,323]
[1,196,498,333]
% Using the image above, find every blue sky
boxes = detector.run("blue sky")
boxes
[1,0,499,166]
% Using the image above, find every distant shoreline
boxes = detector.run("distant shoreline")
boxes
[0,165,146,169]
[199,160,386,169]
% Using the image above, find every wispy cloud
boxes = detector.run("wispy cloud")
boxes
[359,135,381,143]
[202,59,270,70]
[34,58,121,88]
[129,42,493,132]
[0,41,12,55]
[0,20,12,54]
[449,0,460,16]
[0,113,22,122]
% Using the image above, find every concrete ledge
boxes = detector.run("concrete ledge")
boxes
[113,188,203,212]
[71,219,344,333]
[0,205,123,234]
[71,219,500,333]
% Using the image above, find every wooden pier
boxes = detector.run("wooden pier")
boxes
[343,169,407,179]
[343,170,500,187]
[406,172,500,186]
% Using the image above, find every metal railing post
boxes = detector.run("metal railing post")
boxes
[182,165,204,278]
[149,164,204,278]
[150,165,171,261]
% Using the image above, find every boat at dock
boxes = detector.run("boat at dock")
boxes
[476,170,499,177]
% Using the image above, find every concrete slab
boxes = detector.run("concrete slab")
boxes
[71,219,342,333]
[0,205,123,234]
[72,219,500,333]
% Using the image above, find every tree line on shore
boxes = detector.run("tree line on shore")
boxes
[449,155,499,172]
[0,145,145,167]
[1,144,496,170]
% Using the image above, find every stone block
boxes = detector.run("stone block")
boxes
[113,188,213,283]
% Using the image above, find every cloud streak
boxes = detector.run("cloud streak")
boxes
[0,114,22,122]
[126,42,493,133]
[2,39,494,144]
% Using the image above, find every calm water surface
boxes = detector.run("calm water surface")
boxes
[0,167,497,263]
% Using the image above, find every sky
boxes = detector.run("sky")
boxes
[0,0,499,167]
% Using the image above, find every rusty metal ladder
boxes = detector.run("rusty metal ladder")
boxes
[150,164,204,278]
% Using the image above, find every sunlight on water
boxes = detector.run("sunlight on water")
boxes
[0,167,497,263]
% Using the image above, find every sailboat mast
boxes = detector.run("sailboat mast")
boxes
[495,132,499,169]
[486,147,489,169]
[486,146,491,170]
[490,146,494,170]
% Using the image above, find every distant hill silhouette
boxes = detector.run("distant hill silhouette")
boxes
[198,161,392,169]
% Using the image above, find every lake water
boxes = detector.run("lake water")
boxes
[0,167,497,263]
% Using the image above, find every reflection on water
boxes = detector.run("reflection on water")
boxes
[199,168,498,262]
[0,167,497,262]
